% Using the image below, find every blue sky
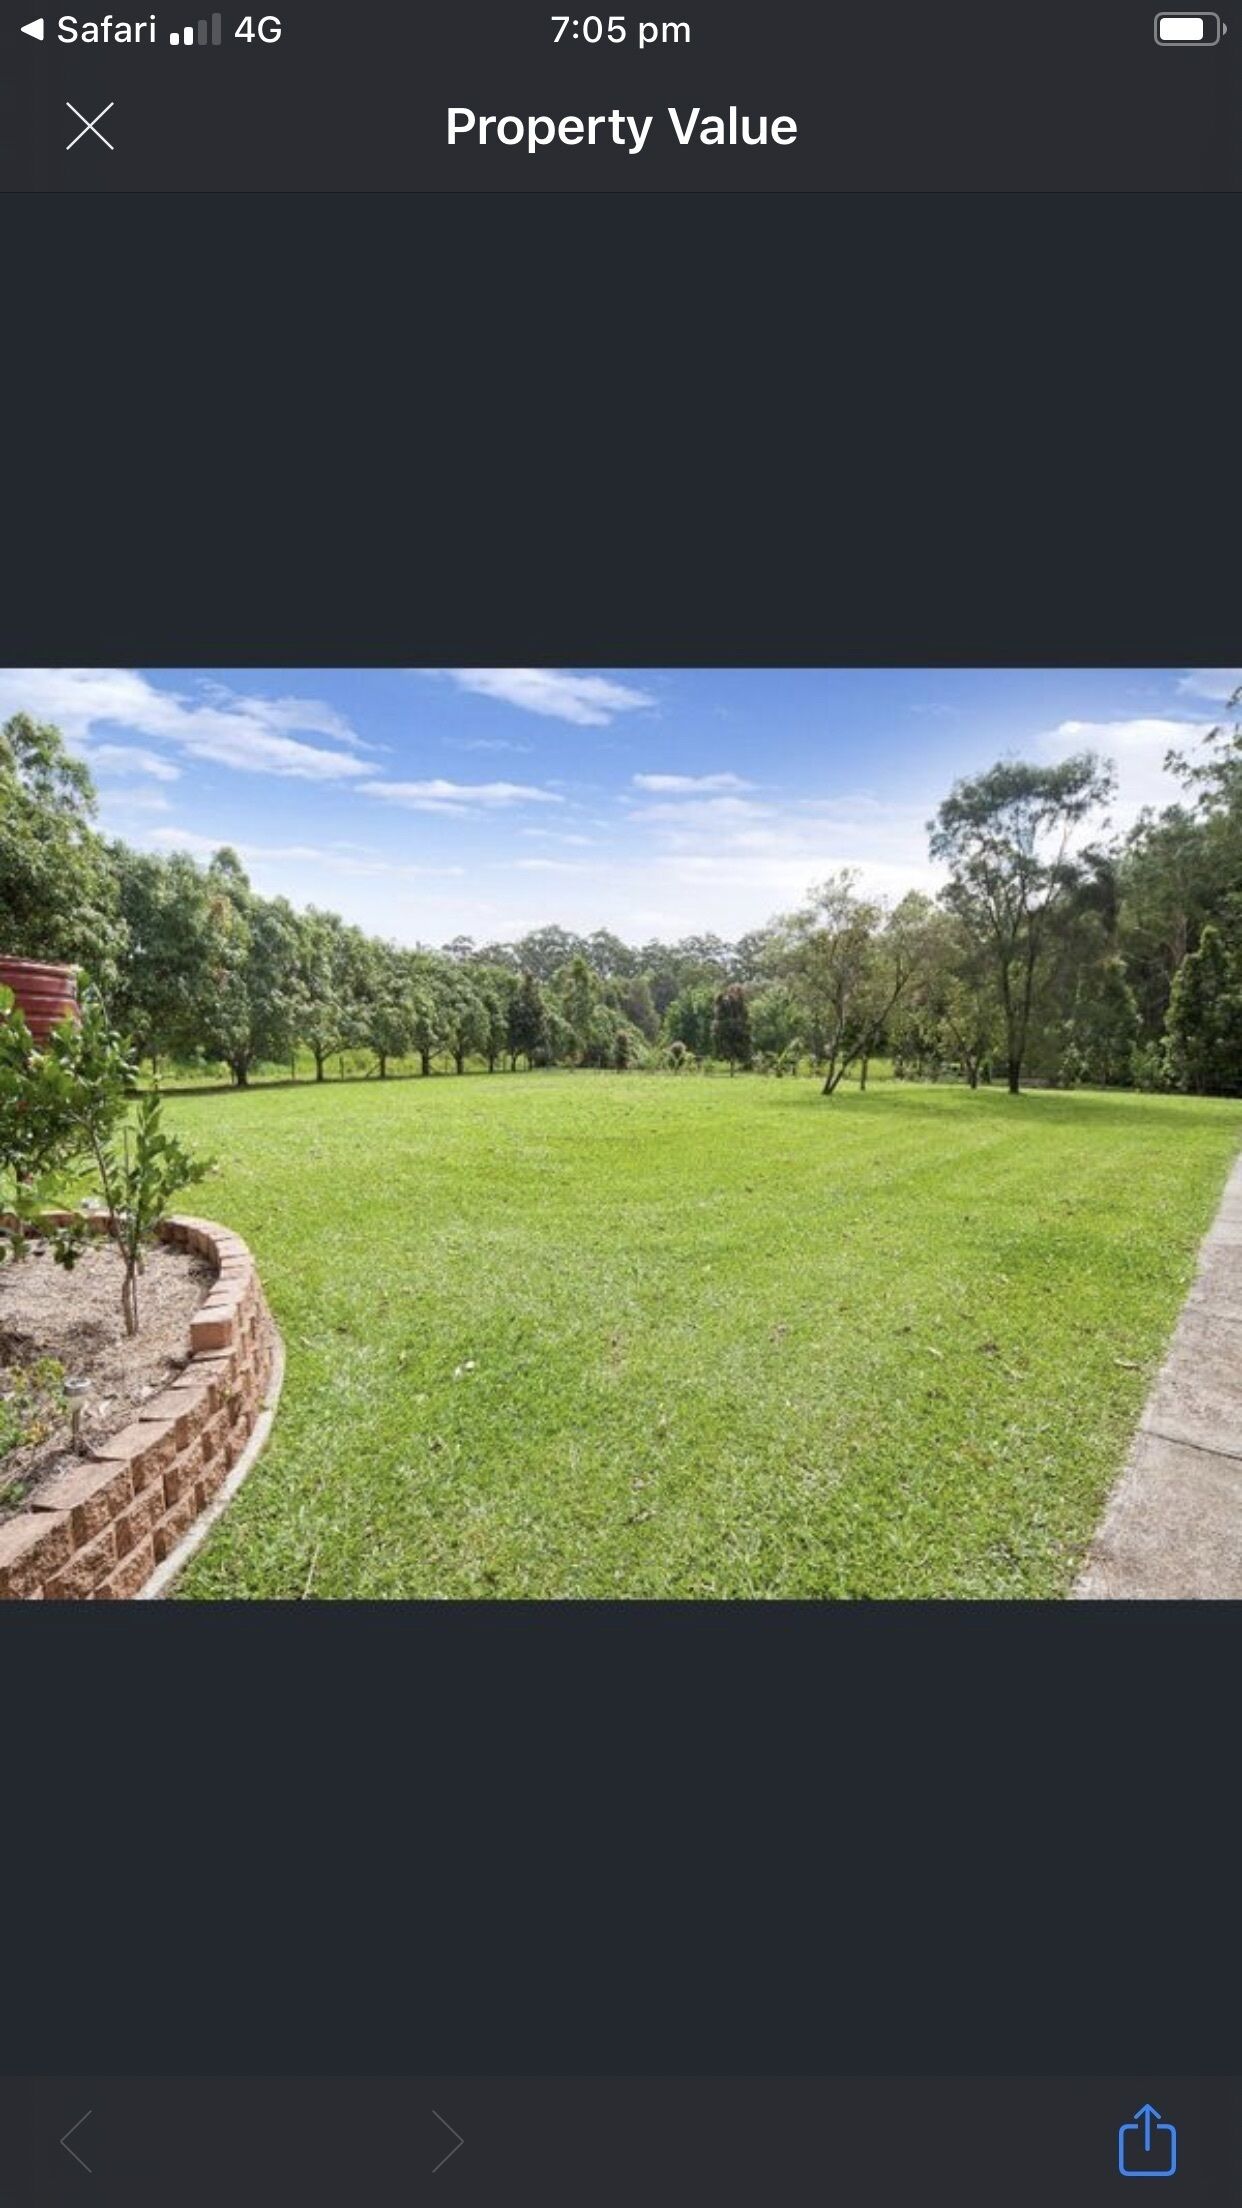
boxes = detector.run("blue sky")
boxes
[2,667,1237,945]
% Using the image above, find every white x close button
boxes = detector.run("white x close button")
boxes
[66,100,114,149]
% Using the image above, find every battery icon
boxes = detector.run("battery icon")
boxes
[1154,12,1222,38]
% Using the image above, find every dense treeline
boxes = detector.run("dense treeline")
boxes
[2,698,1240,1093]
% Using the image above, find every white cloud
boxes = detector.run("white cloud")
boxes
[151,830,335,863]
[359,778,563,815]
[1038,716,1215,821]
[148,826,466,878]
[628,795,774,832]
[83,743,181,782]
[446,737,534,755]
[802,794,895,820]
[512,858,589,875]
[611,784,947,923]
[97,786,174,815]
[0,669,371,783]
[520,829,598,846]
[434,669,655,727]
[1176,670,1242,703]
[196,681,376,749]
[435,835,943,947]
[664,851,941,901]
[632,772,754,793]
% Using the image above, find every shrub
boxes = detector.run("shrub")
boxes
[1131,1040,1169,1094]
[0,988,213,1334]
[0,1356,67,1472]
[92,1089,213,1336]
[0,985,114,1259]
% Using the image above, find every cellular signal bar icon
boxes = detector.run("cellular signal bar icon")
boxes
[170,12,222,41]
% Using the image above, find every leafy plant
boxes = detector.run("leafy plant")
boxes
[88,1088,213,1336]
[0,1356,68,1470]
[0,984,105,1261]
[1,988,213,1333]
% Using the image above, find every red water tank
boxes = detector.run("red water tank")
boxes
[0,958,81,1041]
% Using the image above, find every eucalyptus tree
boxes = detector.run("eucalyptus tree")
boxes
[642,935,734,1016]
[929,929,1004,1088]
[1118,693,1242,1046]
[778,874,936,1095]
[556,953,600,1061]
[512,925,586,981]
[586,929,637,979]
[929,754,1116,1093]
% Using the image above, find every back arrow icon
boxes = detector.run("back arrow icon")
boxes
[432,2110,464,2174]
[60,2112,92,2173]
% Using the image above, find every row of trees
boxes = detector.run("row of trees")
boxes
[3,696,1240,1094]
[106,853,703,1084]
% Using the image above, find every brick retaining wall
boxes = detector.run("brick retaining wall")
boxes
[0,1215,278,1601]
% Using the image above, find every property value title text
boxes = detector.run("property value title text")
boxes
[447,106,798,154]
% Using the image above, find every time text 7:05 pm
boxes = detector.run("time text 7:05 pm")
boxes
[552,15,689,44]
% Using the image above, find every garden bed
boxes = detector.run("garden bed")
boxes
[0,1215,279,1600]
[0,1238,214,1515]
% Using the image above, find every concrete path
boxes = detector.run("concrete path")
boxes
[1076,1151,1242,1598]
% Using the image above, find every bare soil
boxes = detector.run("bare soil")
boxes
[0,1240,213,1517]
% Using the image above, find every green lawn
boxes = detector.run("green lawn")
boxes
[163,1074,1242,1600]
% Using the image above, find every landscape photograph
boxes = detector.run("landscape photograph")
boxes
[1,665,1240,1601]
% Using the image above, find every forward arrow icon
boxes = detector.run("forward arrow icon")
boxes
[432,2109,464,2174]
